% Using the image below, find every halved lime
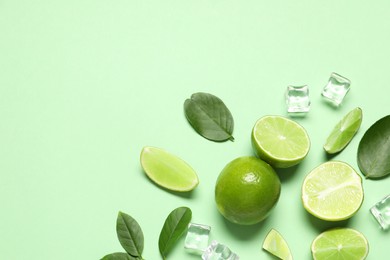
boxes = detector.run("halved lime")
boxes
[324,107,362,154]
[302,161,363,221]
[311,228,369,260]
[251,115,310,168]
[140,146,199,192]
[263,228,293,260]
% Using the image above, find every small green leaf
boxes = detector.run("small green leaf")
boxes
[158,207,192,259]
[116,212,144,258]
[101,252,139,260]
[184,92,234,142]
[357,115,390,179]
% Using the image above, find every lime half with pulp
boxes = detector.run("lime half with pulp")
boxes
[302,161,363,221]
[324,107,362,154]
[140,146,199,192]
[251,115,310,168]
[311,228,369,260]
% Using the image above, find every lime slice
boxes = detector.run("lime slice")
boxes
[140,146,199,192]
[251,115,310,168]
[311,228,369,260]
[263,229,293,260]
[302,161,363,221]
[324,107,362,154]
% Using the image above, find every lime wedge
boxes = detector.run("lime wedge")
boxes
[140,146,199,192]
[311,228,369,260]
[324,107,362,154]
[263,229,293,260]
[251,115,310,168]
[302,161,363,221]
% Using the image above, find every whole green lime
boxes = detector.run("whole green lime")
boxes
[215,156,281,225]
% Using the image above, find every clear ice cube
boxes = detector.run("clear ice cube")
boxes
[201,240,239,260]
[184,223,211,254]
[321,72,351,106]
[370,194,390,230]
[285,85,310,113]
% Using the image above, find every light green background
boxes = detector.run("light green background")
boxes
[1,1,389,259]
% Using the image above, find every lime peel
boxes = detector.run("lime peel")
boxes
[215,156,281,225]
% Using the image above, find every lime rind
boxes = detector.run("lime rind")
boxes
[252,115,310,168]
[215,156,281,225]
[140,146,199,192]
[324,107,362,154]
[311,228,369,260]
[263,229,293,260]
[302,161,363,221]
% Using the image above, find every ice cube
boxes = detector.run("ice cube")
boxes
[184,223,211,254]
[321,72,351,106]
[370,194,390,230]
[285,85,310,113]
[201,240,239,260]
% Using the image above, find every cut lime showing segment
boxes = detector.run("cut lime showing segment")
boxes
[251,115,310,168]
[302,161,363,221]
[140,146,199,192]
[263,229,293,260]
[324,107,362,154]
[311,228,369,260]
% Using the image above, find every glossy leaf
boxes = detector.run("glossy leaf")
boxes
[101,252,138,260]
[357,115,390,179]
[116,212,144,258]
[159,207,192,259]
[184,92,234,142]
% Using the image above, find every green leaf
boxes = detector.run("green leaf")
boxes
[357,115,390,179]
[158,207,192,259]
[101,252,139,260]
[184,92,234,142]
[116,211,144,258]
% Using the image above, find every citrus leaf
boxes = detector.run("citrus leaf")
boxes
[158,207,192,259]
[101,252,139,260]
[357,115,390,179]
[116,212,144,258]
[184,92,234,142]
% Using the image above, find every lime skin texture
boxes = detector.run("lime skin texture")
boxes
[215,156,281,225]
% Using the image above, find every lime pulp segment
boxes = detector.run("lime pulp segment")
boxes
[263,229,293,260]
[140,146,199,192]
[311,228,369,260]
[252,115,310,168]
[324,107,362,154]
[302,161,363,221]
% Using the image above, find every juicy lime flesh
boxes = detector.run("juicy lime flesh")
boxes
[215,156,281,225]
[263,229,293,260]
[140,146,199,192]
[324,107,362,154]
[302,161,363,221]
[311,228,369,260]
[252,115,310,168]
